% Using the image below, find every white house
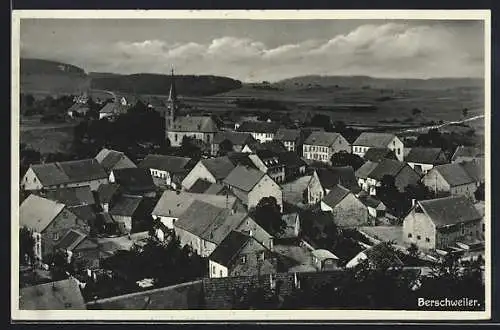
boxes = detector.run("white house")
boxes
[237,121,281,143]
[181,156,235,190]
[404,147,448,175]
[302,131,351,164]
[352,132,404,162]
[138,154,192,189]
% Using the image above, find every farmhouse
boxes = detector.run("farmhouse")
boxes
[181,156,235,190]
[315,166,360,194]
[352,132,404,162]
[95,183,121,212]
[36,185,95,207]
[281,171,324,208]
[249,150,286,183]
[223,165,283,211]
[138,154,193,189]
[208,231,276,279]
[109,168,156,197]
[274,128,302,153]
[95,148,137,174]
[404,147,448,175]
[320,184,368,227]
[66,103,90,118]
[211,131,257,156]
[236,120,281,143]
[403,196,483,250]
[421,163,477,200]
[302,131,351,164]
[109,196,155,234]
[21,159,109,192]
[55,229,100,270]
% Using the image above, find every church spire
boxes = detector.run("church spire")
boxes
[168,66,177,102]
[165,65,179,139]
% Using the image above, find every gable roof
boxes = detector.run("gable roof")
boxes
[56,229,88,251]
[433,163,474,187]
[96,183,121,204]
[355,161,379,179]
[69,205,97,223]
[99,102,128,115]
[213,131,255,145]
[171,116,218,133]
[95,148,136,172]
[38,186,95,207]
[418,196,482,228]
[204,182,228,196]
[363,148,396,162]
[405,147,446,165]
[19,278,86,310]
[278,151,307,168]
[187,178,214,194]
[237,121,280,134]
[452,146,484,162]
[30,159,108,186]
[201,156,236,180]
[304,131,343,147]
[353,132,398,148]
[322,184,351,208]
[152,190,236,218]
[259,141,288,153]
[275,128,301,142]
[226,152,258,168]
[109,196,143,217]
[209,231,256,266]
[223,165,266,192]
[138,154,192,173]
[461,159,485,183]
[316,166,359,192]
[19,194,66,232]
[111,168,156,192]
[367,159,407,181]
[312,249,339,261]
[358,194,384,209]
[282,175,313,205]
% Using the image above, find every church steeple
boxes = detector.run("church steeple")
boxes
[167,67,177,103]
[165,66,179,138]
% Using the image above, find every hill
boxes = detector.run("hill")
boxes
[91,73,242,96]
[275,75,484,91]
[20,58,90,95]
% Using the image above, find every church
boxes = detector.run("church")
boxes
[165,69,219,147]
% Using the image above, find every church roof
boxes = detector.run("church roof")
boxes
[170,116,218,133]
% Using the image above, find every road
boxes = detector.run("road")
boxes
[400,114,485,134]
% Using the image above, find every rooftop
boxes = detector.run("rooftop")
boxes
[322,184,351,208]
[170,116,218,133]
[109,196,143,217]
[138,154,192,173]
[213,131,255,145]
[19,278,86,310]
[95,148,136,172]
[353,132,398,148]
[418,196,482,228]
[20,194,65,232]
[209,230,252,266]
[31,159,108,187]
[433,163,475,187]
[304,131,344,147]
[237,121,280,134]
[111,168,156,192]
[96,183,121,204]
[223,165,266,192]
[37,185,95,207]
[404,147,447,165]
[274,128,302,142]
[363,148,396,162]
[201,156,236,180]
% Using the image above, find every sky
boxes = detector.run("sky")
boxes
[20,19,485,82]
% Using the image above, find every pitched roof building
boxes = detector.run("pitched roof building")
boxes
[181,156,236,190]
[352,132,404,161]
[451,146,484,163]
[36,186,95,207]
[109,168,156,196]
[303,132,351,164]
[95,148,137,173]
[19,278,86,310]
[404,147,448,175]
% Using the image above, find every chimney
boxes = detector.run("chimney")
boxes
[412,199,416,207]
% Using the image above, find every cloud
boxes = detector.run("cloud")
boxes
[20,22,483,81]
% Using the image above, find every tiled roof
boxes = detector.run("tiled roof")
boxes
[451,146,484,162]
[433,163,474,187]
[405,147,446,165]
[69,205,97,223]
[353,132,397,148]
[187,179,213,194]
[170,116,218,133]
[56,229,87,251]
[461,159,485,183]
[226,152,258,168]
[19,278,86,310]
[237,121,280,134]
[354,161,379,179]
[111,168,156,192]
[275,128,301,142]
[213,131,255,145]
[282,176,312,205]
[38,186,95,207]
[312,249,339,261]
[109,196,143,217]
[19,194,65,232]
[139,154,192,173]
[363,148,396,162]
[259,141,287,153]
[201,156,236,180]
[316,166,359,192]
[96,183,121,204]
[223,165,266,192]
[419,196,482,227]
[31,159,108,186]
[322,184,350,208]
[367,159,406,181]
[278,151,307,168]
[209,230,252,266]
[95,148,136,172]
[152,190,236,218]
[358,194,384,209]
[304,131,343,147]
[204,182,227,195]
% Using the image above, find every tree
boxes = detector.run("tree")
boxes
[179,136,202,160]
[330,151,365,171]
[462,108,469,118]
[218,139,234,156]
[252,197,286,236]
[309,114,331,131]
[407,243,419,259]
[19,227,35,265]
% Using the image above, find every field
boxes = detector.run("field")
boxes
[20,116,76,154]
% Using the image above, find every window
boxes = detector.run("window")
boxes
[425,237,430,242]
[220,270,223,277]
[408,233,412,238]
[483,224,485,232]
[33,177,37,183]
[175,134,178,142]
[212,265,216,274]
[397,148,401,155]
[417,235,421,240]
[241,255,247,264]
[53,233,59,241]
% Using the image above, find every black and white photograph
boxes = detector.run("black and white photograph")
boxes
[11,10,491,320]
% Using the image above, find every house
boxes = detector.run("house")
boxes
[19,195,90,262]
[19,278,86,310]
[208,230,277,279]
[278,151,307,180]
[138,154,193,189]
[186,179,215,194]
[181,156,235,190]
[451,146,484,163]
[174,200,257,257]
[346,242,404,270]
[99,102,128,120]
[403,196,483,250]
[302,131,351,164]
[363,148,397,162]
[404,147,448,175]
[21,159,109,192]
[357,192,387,219]
[249,150,286,183]
[167,116,219,147]
[421,163,477,200]
[95,183,121,212]
[36,186,95,207]
[236,121,281,143]
[241,140,287,154]
[223,165,283,211]
[95,148,137,173]
[320,184,369,227]
[109,196,155,234]
[315,166,360,194]
[355,159,421,195]
[311,249,339,271]
[281,171,324,208]
[211,131,258,156]
[461,158,485,187]
[55,229,100,270]
[352,132,404,162]
[67,103,90,118]
[280,213,301,238]
[274,128,302,153]
[109,168,156,197]
[151,190,244,230]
